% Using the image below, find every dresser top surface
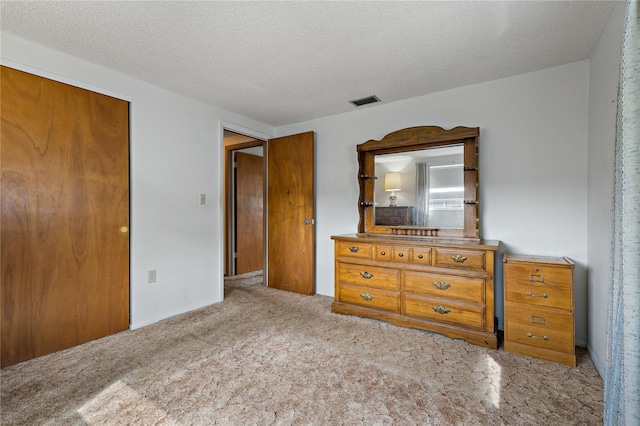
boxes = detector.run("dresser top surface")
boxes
[503,254,575,268]
[331,234,500,251]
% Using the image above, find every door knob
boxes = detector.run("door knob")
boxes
[120,226,128,233]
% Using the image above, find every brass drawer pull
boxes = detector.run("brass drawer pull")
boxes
[417,254,423,259]
[527,332,549,341]
[398,253,404,257]
[360,271,374,279]
[526,291,548,298]
[360,293,374,301]
[349,246,359,253]
[432,281,451,290]
[529,274,545,283]
[380,251,386,256]
[451,255,467,263]
[432,306,451,314]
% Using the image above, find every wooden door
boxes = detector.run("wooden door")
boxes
[235,152,264,274]
[1,66,130,368]
[267,132,315,295]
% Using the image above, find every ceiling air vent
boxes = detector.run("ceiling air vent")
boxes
[349,95,380,107]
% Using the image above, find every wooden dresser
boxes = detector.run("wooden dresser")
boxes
[503,254,576,367]
[331,234,500,349]
[375,206,415,226]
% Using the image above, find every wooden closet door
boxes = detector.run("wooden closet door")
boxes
[1,66,130,367]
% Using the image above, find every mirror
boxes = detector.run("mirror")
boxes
[357,126,480,239]
[374,145,464,229]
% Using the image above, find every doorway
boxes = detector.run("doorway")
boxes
[223,128,316,295]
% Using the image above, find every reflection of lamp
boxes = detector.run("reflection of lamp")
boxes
[384,172,402,207]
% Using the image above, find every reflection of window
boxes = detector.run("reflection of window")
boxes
[429,198,464,210]
[428,164,463,211]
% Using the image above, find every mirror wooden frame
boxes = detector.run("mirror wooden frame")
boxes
[357,126,480,239]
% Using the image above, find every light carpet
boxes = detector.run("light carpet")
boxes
[0,273,603,425]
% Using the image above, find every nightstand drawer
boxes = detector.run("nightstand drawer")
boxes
[404,271,484,303]
[337,263,400,290]
[339,284,399,313]
[504,278,571,310]
[505,304,574,354]
[504,263,573,287]
[504,256,573,310]
[434,248,485,271]
[402,294,484,330]
[337,241,373,259]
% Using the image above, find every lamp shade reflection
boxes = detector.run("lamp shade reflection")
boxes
[384,172,402,191]
[384,172,401,206]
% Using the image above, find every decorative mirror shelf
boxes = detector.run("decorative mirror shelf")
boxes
[357,126,480,240]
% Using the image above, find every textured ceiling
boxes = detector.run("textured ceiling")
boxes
[1,1,617,127]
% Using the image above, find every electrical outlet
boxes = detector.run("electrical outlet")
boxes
[148,270,156,283]
[199,193,207,205]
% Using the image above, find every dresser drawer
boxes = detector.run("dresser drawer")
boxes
[434,248,485,271]
[337,241,372,259]
[411,247,432,266]
[374,244,392,261]
[505,304,574,354]
[402,294,484,330]
[404,271,484,303]
[337,263,400,290]
[339,284,400,313]
[392,246,411,263]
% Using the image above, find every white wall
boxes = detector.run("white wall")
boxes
[1,33,274,329]
[276,61,591,345]
[587,3,626,376]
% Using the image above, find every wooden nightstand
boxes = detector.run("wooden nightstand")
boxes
[503,254,576,367]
